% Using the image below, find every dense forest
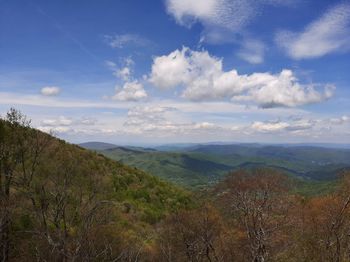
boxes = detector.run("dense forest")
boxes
[1,109,350,261]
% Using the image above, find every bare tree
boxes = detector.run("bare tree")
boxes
[157,204,230,262]
[215,169,292,262]
[293,172,350,262]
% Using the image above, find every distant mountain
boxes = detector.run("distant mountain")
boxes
[79,141,118,150]
[101,147,232,187]
[97,143,350,188]
[155,142,350,150]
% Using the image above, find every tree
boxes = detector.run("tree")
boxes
[0,109,49,261]
[157,204,233,262]
[290,171,350,262]
[215,169,292,262]
[0,108,32,261]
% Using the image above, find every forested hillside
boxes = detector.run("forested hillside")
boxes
[0,109,191,261]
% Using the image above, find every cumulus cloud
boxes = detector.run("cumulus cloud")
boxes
[149,47,335,107]
[104,34,151,48]
[112,81,147,102]
[40,86,61,96]
[232,70,335,108]
[276,2,350,59]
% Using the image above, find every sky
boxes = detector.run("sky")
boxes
[1,0,350,145]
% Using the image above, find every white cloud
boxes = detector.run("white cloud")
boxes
[42,116,73,126]
[38,126,72,134]
[330,115,349,125]
[40,86,61,96]
[276,2,350,59]
[80,117,98,125]
[115,67,131,81]
[105,57,147,101]
[38,115,99,137]
[237,39,265,64]
[105,60,117,68]
[166,0,295,43]
[104,34,151,49]
[149,48,193,89]
[3,93,347,142]
[285,118,315,131]
[166,0,255,34]
[124,106,221,135]
[252,121,290,132]
[193,122,217,129]
[112,81,147,102]
[41,116,97,127]
[149,47,335,107]
[106,57,135,81]
[252,118,315,133]
[232,70,335,108]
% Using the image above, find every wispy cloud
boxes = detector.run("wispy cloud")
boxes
[0,92,131,109]
[166,0,295,44]
[166,0,255,32]
[276,2,350,59]
[104,34,152,49]
[237,39,266,64]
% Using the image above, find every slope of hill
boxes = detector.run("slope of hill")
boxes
[0,113,191,260]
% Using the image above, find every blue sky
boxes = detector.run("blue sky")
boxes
[1,0,349,145]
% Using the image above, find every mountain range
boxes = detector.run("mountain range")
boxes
[79,142,350,192]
